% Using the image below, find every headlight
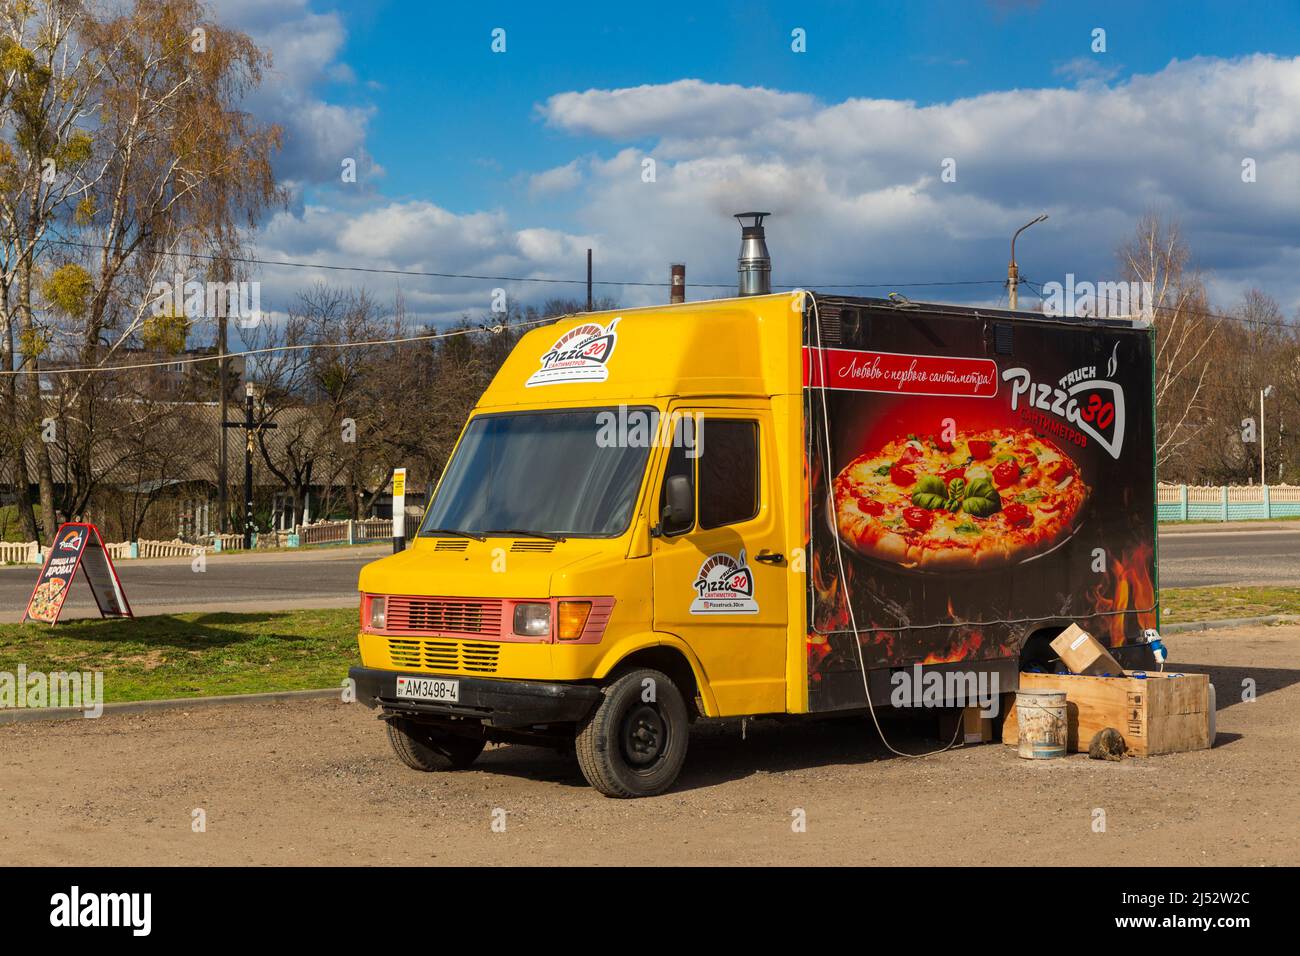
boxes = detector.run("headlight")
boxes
[368,595,386,630]
[513,602,551,637]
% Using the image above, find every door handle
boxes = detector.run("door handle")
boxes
[754,550,784,565]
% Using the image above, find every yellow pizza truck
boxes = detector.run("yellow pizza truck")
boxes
[350,216,1159,796]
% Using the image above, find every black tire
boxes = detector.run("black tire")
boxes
[575,668,689,798]
[385,717,485,772]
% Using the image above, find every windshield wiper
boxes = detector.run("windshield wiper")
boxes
[419,527,487,541]
[491,528,567,542]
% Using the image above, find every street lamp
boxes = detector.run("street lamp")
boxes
[1008,213,1048,311]
[1261,385,1274,487]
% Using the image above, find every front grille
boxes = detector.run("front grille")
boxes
[385,597,502,636]
[386,638,500,675]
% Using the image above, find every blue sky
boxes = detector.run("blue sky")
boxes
[328,0,1300,216]
[213,0,1300,324]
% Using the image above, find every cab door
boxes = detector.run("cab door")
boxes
[650,404,788,716]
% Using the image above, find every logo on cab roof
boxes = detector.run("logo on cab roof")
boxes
[526,318,620,387]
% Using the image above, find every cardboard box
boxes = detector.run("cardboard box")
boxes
[962,705,993,744]
[1050,623,1124,676]
[938,706,995,745]
[1002,671,1212,756]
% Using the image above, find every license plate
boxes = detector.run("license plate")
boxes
[395,676,459,703]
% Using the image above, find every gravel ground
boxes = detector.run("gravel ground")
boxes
[1,624,1296,866]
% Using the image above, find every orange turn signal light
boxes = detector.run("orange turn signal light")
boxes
[557,601,592,640]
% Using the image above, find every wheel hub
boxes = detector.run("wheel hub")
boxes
[622,704,666,766]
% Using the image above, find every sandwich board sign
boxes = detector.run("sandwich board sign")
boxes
[22,523,133,624]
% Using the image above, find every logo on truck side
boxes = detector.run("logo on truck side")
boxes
[1002,347,1126,459]
[690,551,759,615]
[526,318,620,387]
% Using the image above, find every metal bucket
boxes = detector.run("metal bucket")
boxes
[1016,689,1067,759]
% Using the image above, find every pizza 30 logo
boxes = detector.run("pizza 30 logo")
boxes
[1002,345,1126,459]
[526,318,620,387]
[690,551,759,615]
[57,529,84,551]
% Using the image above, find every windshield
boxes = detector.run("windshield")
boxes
[420,407,654,538]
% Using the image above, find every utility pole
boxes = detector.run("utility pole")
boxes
[217,311,228,533]
[1261,385,1274,487]
[1008,213,1048,311]
[586,248,593,312]
[223,382,276,549]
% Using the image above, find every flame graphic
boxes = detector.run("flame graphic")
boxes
[921,629,984,664]
[810,544,852,632]
[1087,542,1157,646]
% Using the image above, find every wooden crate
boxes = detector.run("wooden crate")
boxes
[1002,672,1211,756]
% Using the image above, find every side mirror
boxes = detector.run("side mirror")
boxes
[661,474,693,534]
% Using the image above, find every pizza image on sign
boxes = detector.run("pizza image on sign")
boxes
[26,576,69,623]
[832,426,1088,571]
[690,551,759,614]
[525,318,619,387]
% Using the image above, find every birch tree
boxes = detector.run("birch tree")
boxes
[1116,212,1217,474]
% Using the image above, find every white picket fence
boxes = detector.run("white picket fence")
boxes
[298,517,393,545]
[0,541,40,563]
[3,516,400,565]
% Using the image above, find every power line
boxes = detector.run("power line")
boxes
[38,236,1003,292]
[1,317,548,377]
[36,238,1300,327]
[1008,274,1297,331]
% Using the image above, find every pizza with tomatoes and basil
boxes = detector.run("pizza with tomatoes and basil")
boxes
[831,427,1088,570]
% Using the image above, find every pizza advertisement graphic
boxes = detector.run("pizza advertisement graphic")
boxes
[803,305,1157,712]
[22,522,133,625]
[831,425,1089,571]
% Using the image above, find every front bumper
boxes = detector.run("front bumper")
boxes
[349,665,601,729]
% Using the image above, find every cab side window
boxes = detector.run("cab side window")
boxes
[658,418,695,536]
[698,419,759,529]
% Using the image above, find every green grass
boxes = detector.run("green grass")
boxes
[0,608,359,703]
[0,504,39,543]
[1160,586,1300,623]
[3,587,1297,707]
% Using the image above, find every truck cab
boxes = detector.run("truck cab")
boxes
[350,293,808,796]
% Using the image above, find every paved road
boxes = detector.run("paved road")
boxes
[1158,525,1300,588]
[0,546,385,622]
[3,526,1299,620]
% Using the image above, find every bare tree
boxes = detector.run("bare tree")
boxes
[1117,212,1217,475]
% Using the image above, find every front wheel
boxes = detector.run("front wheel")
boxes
[575,668,689,798]
[385,717,485,771]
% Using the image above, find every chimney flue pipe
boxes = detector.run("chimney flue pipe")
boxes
[734,212,771,296]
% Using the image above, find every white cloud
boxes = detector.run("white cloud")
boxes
[541,57,1300,313]
[540,79,817,140]
[1054,56,1122,85]
[247,55,1300,326]
[249,202,599,326]
[529,160,584,197]
[208,0,380,189]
